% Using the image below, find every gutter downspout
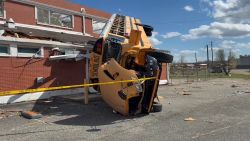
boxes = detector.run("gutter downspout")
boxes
[81,8,86,35]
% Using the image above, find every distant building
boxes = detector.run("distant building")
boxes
[237,55,250,69]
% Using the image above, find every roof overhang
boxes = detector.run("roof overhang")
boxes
[0,21,97,48]
[0,36,93,50]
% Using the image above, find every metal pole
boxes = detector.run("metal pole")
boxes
[84,49,90,104]
[85,49,89,81]
[207,45,210,79]
[195,52,198,81]
[207,45,209,68]
[211,41,214,68]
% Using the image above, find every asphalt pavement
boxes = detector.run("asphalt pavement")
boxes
[0,78,250,141]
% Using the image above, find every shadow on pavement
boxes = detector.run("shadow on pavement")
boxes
[31,97,145,127]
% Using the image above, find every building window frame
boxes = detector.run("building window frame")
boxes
[35,7,74,29]
[0,0,6,19]
[0,44,10,57]
[17,46,44,58]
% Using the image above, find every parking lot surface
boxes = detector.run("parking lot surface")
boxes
[0,78,250,141]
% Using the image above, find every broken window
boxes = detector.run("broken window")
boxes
[50,11,73,28]
[92,20,106,34]
[37,8,73,28]
[0,0,4,18]
[17,47,42,57]
[37,8,49,24]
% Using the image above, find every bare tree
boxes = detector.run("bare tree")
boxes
[180,54,186,76]
[228,50,237,71]
[216,49,226,65]
[180,54,186,64]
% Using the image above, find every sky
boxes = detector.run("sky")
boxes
[71,0,250,63]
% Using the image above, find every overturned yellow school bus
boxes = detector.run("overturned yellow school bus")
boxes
[89,14,173,116]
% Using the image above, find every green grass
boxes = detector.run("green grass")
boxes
[170,72,250,80]
[230,73,250,80]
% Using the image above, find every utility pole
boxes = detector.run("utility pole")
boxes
[195,52,198,81]
[206,44,210,79]
[206,44,209,68]
[195,52,198,64]
[211,41,214,68]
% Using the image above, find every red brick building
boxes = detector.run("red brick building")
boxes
[0,0,169,104]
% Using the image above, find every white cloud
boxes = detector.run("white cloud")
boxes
[182,22,250,40]
[173,50,198,62]
[202,0,250,23]
[149,32,162,46]
[184,5,194,12]
[179,0,250,40]
[162,32,181,39]
[220,40,250,50]
[212,0,250,23]
[180,50,197,55]
[199,40,250,57]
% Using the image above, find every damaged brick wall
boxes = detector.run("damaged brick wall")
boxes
[0,48,86,92]
[3,0,111,36]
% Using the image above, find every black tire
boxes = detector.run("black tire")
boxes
[145,31,152,37]
[152,103,162,112]
[147,51,173,63]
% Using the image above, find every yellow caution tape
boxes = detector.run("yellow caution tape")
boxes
[0,77,157,96]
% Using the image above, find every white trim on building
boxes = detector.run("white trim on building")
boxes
[0,88,84,104]
[0,36,91,49]
[0,20,90,36]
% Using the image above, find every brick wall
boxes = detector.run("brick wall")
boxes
[5,2,36,25]
[0,48,86,92]
[160,63,168,80]
[0,51,169,92]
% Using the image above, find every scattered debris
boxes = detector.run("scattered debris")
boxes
[37,100,53,104]
[231,84,239,88]
[0,110,20,119]
[233,91,245,95]
[183,93,192,96]
[184,117,196,121]
[113,110,118,114]
[183,90,190,92]
[158,96,164,99]
[86,126,101,132]
[21,111,42,119]
[204,120,214,123]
